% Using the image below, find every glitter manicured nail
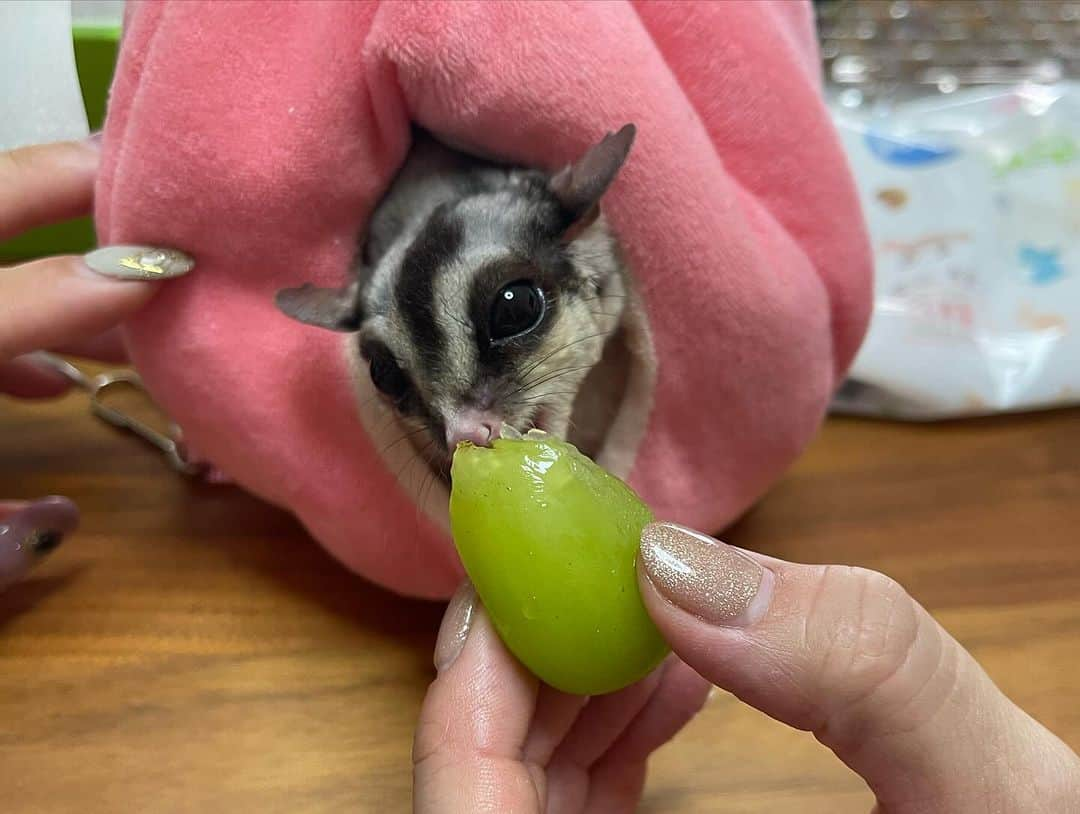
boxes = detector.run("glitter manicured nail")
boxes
[640,523,773,627]
[434,581,477,672]
[83,245,194,281]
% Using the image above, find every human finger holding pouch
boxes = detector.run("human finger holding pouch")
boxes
[0,138,193,590]
[415,523,1080,812]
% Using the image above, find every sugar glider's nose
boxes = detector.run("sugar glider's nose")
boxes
[445,408,503,449]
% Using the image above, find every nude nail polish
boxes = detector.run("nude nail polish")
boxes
[434,581,476,672]
[640,523,773,626]
[83,245,195,281]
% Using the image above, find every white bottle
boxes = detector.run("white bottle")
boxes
[0,0,89,151]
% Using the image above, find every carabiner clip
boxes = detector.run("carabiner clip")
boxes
[29,352,204,477]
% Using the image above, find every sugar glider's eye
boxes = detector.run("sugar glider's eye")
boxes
[490,280,545,342]
[367,349,411,401]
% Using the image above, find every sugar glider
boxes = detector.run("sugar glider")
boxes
[276,124,638,479]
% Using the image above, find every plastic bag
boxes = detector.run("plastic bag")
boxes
[830,82,1080,420]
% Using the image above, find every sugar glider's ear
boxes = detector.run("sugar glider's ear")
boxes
[275,279,363,332]
[549,123,636,241]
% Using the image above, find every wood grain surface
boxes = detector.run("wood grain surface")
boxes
[2,388,1078,813]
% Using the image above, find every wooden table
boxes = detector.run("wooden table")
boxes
[2,389,1078,813]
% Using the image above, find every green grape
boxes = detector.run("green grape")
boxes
[449,432,669,695]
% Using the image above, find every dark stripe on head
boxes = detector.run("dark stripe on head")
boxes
[395,204,463,370]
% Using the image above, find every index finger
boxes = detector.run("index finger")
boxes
[0,256,154,361]
[0,139,100,241]
[0,246,193,362]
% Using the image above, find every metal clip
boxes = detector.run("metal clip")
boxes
[28,352,204,477]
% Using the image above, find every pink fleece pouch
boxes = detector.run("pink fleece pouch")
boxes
[97,0,872,599]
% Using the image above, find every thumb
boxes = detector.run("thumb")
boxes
[636,522,1080,812]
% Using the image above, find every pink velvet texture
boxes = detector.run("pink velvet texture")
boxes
[98,0,872,599]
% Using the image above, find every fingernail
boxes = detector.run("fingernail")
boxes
[640,523,773,627]
[83,245,195,281]
[87,131,103,150]
[434,581,476,672]
[0,497,79,591]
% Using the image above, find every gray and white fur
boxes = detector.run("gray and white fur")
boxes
[275,124,636,477]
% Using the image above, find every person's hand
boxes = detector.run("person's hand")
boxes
[414,523,1080,812]
[415,578,711,812]
[0,138,193,590]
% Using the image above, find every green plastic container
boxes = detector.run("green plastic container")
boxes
[0,23,121,263]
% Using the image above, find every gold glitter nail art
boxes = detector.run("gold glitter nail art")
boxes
[84,245,195,280]
[640,523,767,626]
